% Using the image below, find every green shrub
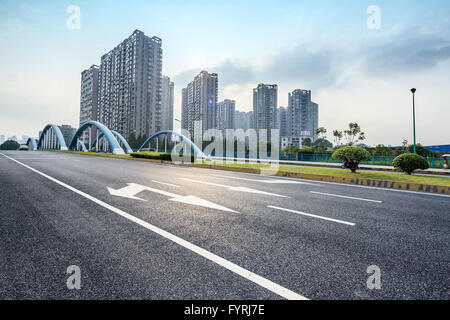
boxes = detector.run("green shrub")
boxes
[393,153,429,174]
[332,146,371,173]
[0,140,20,150]
[131,152,195,162]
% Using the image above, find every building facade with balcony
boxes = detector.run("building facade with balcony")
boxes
[97,30,163,140]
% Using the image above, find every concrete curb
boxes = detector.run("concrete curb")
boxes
[274,171,450,195]
[48,151,450,195]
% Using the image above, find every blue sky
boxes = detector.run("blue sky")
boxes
[1,0,449,145]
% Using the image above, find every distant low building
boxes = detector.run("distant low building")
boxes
[281,135,313,149]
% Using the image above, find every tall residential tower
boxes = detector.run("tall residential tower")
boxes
[80,65,99,126]
[287,89,319,141]
[217,99,235,133]
[161,75,174,131]
[253,84,278,141]
[277,106,288,138]
[235,111,253,131]
[181,71,218,138]
[97,30,163,139]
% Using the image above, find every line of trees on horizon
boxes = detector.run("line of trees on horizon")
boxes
[280,122,441,158]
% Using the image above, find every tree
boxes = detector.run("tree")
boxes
[128,133,137,149]
[316,127,327,140]
[0,140,20,150]
[137,134,148,149]
[393,153,429,174]
[302,138,312,147]
[373,144,394,156]
[299,146,312,153]
[402,139,408,149]
[333,130,343,146]
[281,145,301,155]
[407,143,435,158]
[344,122,365,145]
[313,138,333,153]
[332,146,371,173]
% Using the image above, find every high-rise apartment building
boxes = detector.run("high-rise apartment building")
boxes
[217,99,235,134]
[161,75,174,131]
[277,106,288,138]
[181,71,218,138]
[80,65,99,126]
[311,102,319,139]
[0,135,5,144]
[97,29,162,139]
[58,125,77,146]
[287,89,319,141]
[235,111,253,131]
[253,84,278,141]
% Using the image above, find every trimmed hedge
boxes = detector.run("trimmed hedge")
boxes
[393,153,429,174]
[131,152,195,162]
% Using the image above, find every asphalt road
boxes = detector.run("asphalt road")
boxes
[0,150,449,300]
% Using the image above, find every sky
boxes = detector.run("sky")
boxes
[0,0,449,146]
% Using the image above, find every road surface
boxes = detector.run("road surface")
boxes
[0,151,449,300]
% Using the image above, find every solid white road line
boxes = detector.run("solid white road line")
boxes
[152,180,180,188]
[211,174,317,185]
[268,205,356,226]
[178,177,287,197]
[310,191,382,203]
[0,152,307,300]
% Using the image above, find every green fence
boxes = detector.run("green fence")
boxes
[280,153,445,169]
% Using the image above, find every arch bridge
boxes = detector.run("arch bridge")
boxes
[138,130,206,158]
[32,122,204,157]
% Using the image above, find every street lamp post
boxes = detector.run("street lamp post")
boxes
[411,88,417,154]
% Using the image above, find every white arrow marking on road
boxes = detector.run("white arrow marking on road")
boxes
[108,183,237,213]
[107,183,151,201]
[177,178,288,198]
[211,174,316,185]
[169,195,236,212]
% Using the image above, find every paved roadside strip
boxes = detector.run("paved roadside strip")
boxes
[46,151,450,195]
[0,152,308,300]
